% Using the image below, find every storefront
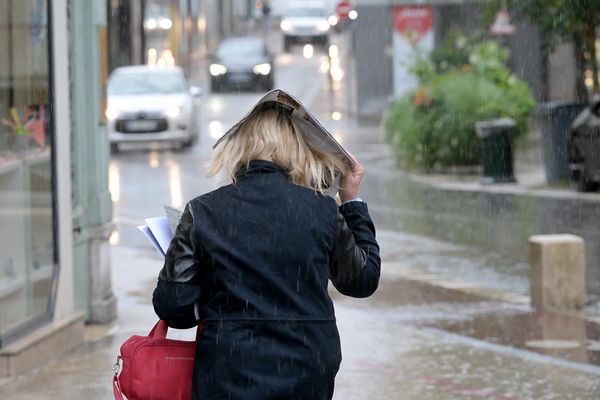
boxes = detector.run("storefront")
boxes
[0,0,89,378]
[0,0,57,347]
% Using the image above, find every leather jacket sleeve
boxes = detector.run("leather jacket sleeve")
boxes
[329,201,381,298]
[153,203,202,329]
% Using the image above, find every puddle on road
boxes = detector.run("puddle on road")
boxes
[430,310,600,367]
[331,275,490,308]
[334,276,600,369]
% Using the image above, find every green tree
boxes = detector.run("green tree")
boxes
[488,0,600,101]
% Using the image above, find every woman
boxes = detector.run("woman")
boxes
[153,101,380,399]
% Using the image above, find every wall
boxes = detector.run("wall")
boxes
[70,0,116,324]
[546,42,578,102]
[353,5,394,120]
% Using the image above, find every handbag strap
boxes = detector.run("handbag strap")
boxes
[149,320,204,340]
[113,375,124,400]
[149,320,168,339]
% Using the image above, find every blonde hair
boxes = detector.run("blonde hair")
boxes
[207,107,348,194]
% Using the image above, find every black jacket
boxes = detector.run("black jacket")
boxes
[153,160,380,400]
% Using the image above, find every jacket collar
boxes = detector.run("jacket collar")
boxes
[235,160,287,180]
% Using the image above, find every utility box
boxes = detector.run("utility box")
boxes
[475,118,517,184]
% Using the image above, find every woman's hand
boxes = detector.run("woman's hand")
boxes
[339,153,364,203]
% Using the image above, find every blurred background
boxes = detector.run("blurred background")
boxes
[1,0,600,398]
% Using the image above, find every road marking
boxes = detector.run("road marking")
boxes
[425,327,600,376]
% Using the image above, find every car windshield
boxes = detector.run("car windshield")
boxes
[217,40,264,58]
[108,71,185,95]
[284,7,326,18]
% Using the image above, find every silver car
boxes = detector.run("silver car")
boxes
[106,66,201,151]
[280,1,331,52]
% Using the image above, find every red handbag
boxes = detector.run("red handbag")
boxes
[113,320,200,400]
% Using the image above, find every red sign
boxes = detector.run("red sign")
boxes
[336,1,353,20]
[393,6,433,45]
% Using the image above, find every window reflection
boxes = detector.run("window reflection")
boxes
[0,0,54,340]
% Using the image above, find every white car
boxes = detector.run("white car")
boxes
[106,66,201,151]
[280,1,331,52]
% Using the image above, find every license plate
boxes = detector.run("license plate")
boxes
[125,120,158,131]
[227,73,252,83]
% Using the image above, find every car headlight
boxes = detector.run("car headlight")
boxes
[253,63,272,76]
[105,107,119,120]
[280,20,292,31]
[166,105,182,118]
[328,15,338,26]
[209,64,227,76]
[317,21,330,31]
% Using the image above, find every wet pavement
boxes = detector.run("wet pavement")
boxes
[2,29,600,399]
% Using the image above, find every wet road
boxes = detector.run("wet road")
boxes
[2,32,600,399]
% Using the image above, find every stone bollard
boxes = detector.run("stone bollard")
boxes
[529,234,586,311]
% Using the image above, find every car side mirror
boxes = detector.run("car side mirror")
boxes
[189,85,202,97]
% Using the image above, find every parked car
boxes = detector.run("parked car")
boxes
[209,37,275,93]
[280,1,331,52]
[106,66,201,151]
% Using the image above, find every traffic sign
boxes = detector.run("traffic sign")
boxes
[336,1,353,20]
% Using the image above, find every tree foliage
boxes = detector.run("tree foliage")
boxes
[487,0,600,100]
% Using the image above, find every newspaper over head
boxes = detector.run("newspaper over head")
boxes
[213,88,355,198]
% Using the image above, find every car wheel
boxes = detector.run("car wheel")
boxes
[182,131,196,148]
[193,128,200,144]
[283,37,292,52]
[211,80,220,93]
[263,78,274,92]
[173,140,188,152]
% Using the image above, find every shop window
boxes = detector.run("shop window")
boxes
[0,0,55,344]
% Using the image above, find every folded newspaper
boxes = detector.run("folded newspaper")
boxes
[141,89,353,253]
[137,205,183,257]
[213,88,355,168]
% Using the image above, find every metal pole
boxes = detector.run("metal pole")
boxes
[140,0,146,64]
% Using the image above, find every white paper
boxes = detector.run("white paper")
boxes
[137,224,166,257]
[145,216,174,255]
